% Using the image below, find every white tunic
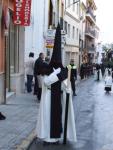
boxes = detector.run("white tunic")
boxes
[105,68,112,77]
[105,76,112,88]
[36,71,77,143]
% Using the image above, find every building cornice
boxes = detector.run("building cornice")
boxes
[65,11,80,23]
[65,44,79,48]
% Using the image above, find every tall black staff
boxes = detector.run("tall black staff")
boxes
[63,65,71,144]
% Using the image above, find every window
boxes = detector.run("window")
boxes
[73,0,75,11]
[68,0,70,7]
[61,3,64,17]
[72,26,75,39]
[76,3,79,15]
[64,21,67,33]
[76,28,79,40]
[68,24,70,38]
[48,0,53,27]
[9,12,19,73]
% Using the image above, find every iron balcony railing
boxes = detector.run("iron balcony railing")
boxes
[86,8,96,22]
[85,28,96,38]
[87,46,96,51]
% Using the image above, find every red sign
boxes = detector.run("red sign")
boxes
[13,0,32,26]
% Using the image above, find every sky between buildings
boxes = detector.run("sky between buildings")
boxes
[95,0,113,44]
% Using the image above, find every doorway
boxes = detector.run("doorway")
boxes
[5,10,19,93]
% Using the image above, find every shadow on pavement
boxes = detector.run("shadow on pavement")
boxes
[28,138,93,150]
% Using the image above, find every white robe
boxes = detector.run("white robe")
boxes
[105,68,112,77]
[105,76,112,88]
[36,71,77,143]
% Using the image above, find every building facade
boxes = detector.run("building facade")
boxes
[25,0,50,61]
[25,0,99,67]
[63,0,80,67]
[79,0,86,66]
[25,0,80,67]
[25,0,61,59]
[85,0,97,64]
[0,0,25,104]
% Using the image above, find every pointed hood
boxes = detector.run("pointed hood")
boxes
[49,23,63,68]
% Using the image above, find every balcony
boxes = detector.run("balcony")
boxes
[85,28,96,39]
[86,8,96,24]
[87,46,96,53]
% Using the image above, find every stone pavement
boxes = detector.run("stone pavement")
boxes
[28,77,95,150]
[0,93,39,150]
[0,75,90,150]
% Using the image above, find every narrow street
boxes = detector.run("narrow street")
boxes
[28,77,113,150]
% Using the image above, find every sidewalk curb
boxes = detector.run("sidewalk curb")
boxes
[16,130,36,150]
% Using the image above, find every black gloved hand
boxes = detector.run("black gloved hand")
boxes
[57,67,68,81]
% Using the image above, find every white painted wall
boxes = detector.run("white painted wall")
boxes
[64,0,80,47]
[79,1,86,42]
[63,0,80,67]
[25,0,49,61]
[96,43,103,64]
[64,14,79,46]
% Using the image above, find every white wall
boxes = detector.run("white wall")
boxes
[25,0,49,61]
[64,0,80,47]
[64,14,79,46]
[96,43,103,64]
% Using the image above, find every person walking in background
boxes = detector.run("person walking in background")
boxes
[96,64,100,81]
[0,112,6,120]
[104,71,112,93]
[70,59,77,96]
[105,64,112,77]
[80,63,85,79]
[112,65,113,81]
[101,63,105,77]
[34,53,48,101]
[45,56,50,64]
[25,52,34,93]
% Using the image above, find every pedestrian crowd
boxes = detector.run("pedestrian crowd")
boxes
[25,52,79,100]
[80,63,94,80]
[91,63,113,93]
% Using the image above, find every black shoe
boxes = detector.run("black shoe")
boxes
[73,93,77,96]
[0,112,6,120]
[52,141,59,145]
[37,98,41,102]
[43,141,51,146]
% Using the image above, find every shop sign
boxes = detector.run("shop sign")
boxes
[46,29,55,48]
[13,0,32,26]
[46,39,54,48]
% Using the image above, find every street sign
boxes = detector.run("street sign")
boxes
[46,29,55,49]
[45,29,66,60]
[46,38,55,48]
